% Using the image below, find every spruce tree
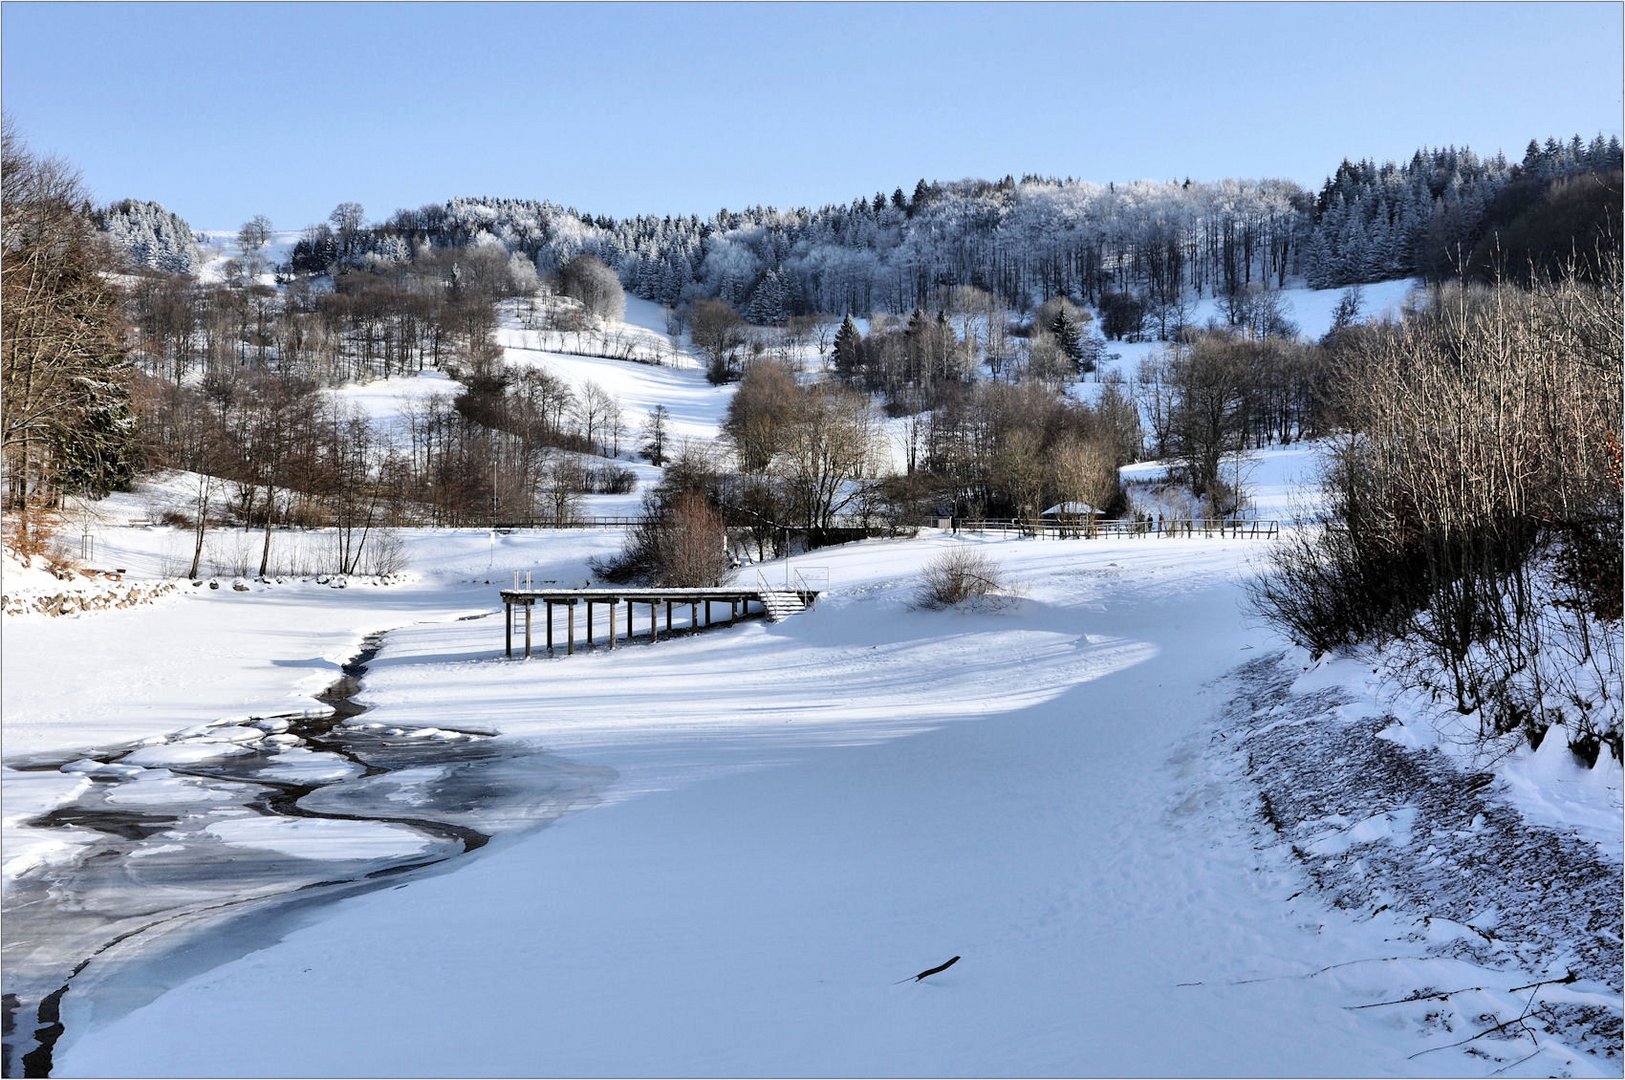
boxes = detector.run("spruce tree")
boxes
[833,315,864,381]
[745,268,787,325]
[1049,308,1085,369]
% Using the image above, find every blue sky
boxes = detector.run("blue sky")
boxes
[3,2,1620,231]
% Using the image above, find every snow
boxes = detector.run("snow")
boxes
[1088,276,1422,386]
[4,296,1619,1076]
[202,817,438,862]
[194,229,302,286]
[1,769,95,878]
[327,368,464,446]
[120,742,256,768]
[496,321,732,448]
[255,748,366,784]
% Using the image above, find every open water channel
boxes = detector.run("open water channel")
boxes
[1,629,614,1077]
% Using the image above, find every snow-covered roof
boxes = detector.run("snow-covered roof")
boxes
[1040,501,1097,516]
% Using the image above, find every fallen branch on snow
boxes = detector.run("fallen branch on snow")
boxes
[896,956,961,984]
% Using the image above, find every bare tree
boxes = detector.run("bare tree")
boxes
[593,485,730,587]
[776,383,884,531]
[559,254,625,323]
[236,215,274,281]
[641,404,672,466]
[691,298,747,383]
[2,123,137,539]
[1251,262,1623,760]
[1050,435,1118,525]
[574,380,619,457]
[722,360,799,473]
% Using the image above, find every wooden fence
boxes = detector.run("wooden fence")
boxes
[956,518,1280,540]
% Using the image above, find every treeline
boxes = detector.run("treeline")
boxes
[1306,137,1621,287]
[0,125,645,556]
[134,360,640,547]
[222,134,1619,340]
[1250,257,1623,764]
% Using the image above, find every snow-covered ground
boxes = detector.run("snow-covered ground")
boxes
[194,229,303,287]
[5,435,1618,1077]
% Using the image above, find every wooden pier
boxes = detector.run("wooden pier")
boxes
[499,586,820,658]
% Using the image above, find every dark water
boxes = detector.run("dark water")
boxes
[1,632,613,1077]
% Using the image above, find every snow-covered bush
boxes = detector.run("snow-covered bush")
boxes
[916,548,1004,609]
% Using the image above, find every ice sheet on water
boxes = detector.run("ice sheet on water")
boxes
[203,816,438,861]
[258,748,366,784]
[122,741,255,767]
[103,771,245,807]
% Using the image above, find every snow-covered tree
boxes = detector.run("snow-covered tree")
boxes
[96,198,202,274]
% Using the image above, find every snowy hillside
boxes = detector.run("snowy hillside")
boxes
[194,228,304,286]
[1086,276,1419,389]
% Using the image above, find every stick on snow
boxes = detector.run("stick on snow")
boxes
[896,956,960,984]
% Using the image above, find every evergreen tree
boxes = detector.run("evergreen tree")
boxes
[1049,308,1085,369]
[832,314,864,381]
[745,268,788,325]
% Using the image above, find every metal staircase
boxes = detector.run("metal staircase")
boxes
[752,566,826,621]
[758,591,808,621]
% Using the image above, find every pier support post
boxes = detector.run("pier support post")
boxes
[505,599,512,657]
[609,599,617,650]
[567,603,575,656]
[524,603,532,658]
[545,601,553,656]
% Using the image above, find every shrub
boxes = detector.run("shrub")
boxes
[587,464,638,495]
[916,547,1004,609]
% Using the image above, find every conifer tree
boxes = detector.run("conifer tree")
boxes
[746,268,787,325]
[1049,308,1085,370]
[832,314,864,381]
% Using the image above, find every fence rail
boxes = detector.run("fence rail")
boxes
[488,517,1279,539]
[490,518,904,534]
[958,518,1280,540]
[490,517,643,530]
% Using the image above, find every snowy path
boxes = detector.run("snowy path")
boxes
[46,535,1520,1077]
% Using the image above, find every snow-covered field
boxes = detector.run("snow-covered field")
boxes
[3,279,1619,1077]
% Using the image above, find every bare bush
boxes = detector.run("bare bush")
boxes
[916,547,1004,609]
[586,464,637,495]
[591,487,731,587]
[360,528,408,577]
[1250,258,1623,761]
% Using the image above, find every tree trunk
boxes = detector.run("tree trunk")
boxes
[258,484,276,577]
